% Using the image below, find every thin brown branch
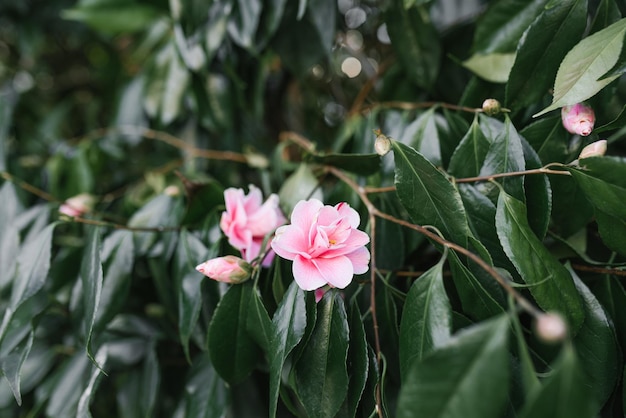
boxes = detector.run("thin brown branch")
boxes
[455,167,570,184]
[1,171,59,202]
[360,101,482,115]
[571,263,626,277]
[326,166,543,319]
[72,216,180,233]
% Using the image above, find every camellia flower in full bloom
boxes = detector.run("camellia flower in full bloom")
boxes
[220,185,286,266]
[561,103,595,136]
[196,256,252,284]
[270,199,370,291]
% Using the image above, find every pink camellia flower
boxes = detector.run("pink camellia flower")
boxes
[271,199,370,291]
[561,103,595,136]
[59,193,95,217]
[220,185,286,266]
[196,256,252,284]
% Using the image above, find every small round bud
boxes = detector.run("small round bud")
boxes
[196,256,252,284]
[164,185,181,197]
[579,139,607,159]
[59,193,95,217]
[374,133,392,156]
[562,103,595,136]
[482,99,501,116]
[534,312,567,344]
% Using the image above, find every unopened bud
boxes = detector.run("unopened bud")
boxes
[196,255,252,284]
[534,312,567,344]
[374,132,392,156]
[561,103,595,136]
[164,185,181,197]
[482,99,501,116]
[579,139,607,159]
[59,193,95,217]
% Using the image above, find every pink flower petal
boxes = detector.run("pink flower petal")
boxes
[271,225,309,260]
[291,199,323,231]
[312,256,354,289]
[293,255,328,291]
[345,246,370,274]
[243,185,263,213]
[335,202,360,228]
[247,193,285,236]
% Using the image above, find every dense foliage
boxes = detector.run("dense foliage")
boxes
[2,0,626,417]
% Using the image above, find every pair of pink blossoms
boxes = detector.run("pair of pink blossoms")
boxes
[196,186,370,291]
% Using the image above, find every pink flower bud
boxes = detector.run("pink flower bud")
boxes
[579,139,607,159]
[561,103,595,136]
[196,256,252,284]
[534,312,567,344]
[59,193,95,217]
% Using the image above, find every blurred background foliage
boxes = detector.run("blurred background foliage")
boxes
[2,0,626,417]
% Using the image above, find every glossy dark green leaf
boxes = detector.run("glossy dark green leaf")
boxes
[95,231,134,329]
[175,230,210,361]
[0,182,21,291]
[521,136,552,239]
[510,308,540,396]
[392,140,473,246]
[80,226,104,364]
[385,2,441,89]
[518,344,597,418]
[172,354,229,418]
[397,315,510,418]
[399,260,452,382]
[595,104,626,133]
[268,281,307,418]
[308,153,381,176]
[294,291,349,418]
[519,115,569,164]
[535,18,626,116]
[570,267,619,409]
[207,281,259,384]
[62,3,160,34]
[374,196,406,270]
[479,115,526,202]
[448,250,506,321]
[128,194,183,256]
[506,0,587,109]
[344,299,369,417]
[278,164,323,216]
[115,340,159,418]
[402,108,443,166]
[449,116,492,178]
[496,191,584,331]
[246,287,273,352]
[567,157,626,255]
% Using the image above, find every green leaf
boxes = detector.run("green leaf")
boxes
[80,226,104,364]
[399,259,452,382]
[385,2,441,89]
[518,344,597,418]
[396,315,510,418]
[506,0,587,108]
[128,194,182,256]
[62,3,160,34]
[404,108,443,166]
[76,347,108,418]
[172,354,229,418]
[520,115,569,164]
[448,250,506,321]
[570,267,619,409]
[495,191,584,331]
[175,230,210,361]
[567,156,626,256]
[246,287,273,352]
[472,0,550,54]
[449,116,492,178]
[308,153,381,176]
[521,136,552,239]
[207,281,259,384]
[45,353,92,417]
[462,53,516,83]
[0,182,21,291]
[479,115,526,202]
[344,299,369,417]
[392,140,473,246]
[294,290,349,418]
[278,164,323,216]
[534,18,626,117]
[510,308,540,396]
[0,327,33,405]
[95,231,134,329]
[0,86,17,172]
[268,281,307,418]
[227,0,262,50]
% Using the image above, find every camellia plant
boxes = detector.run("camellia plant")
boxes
[2,0,626,417]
